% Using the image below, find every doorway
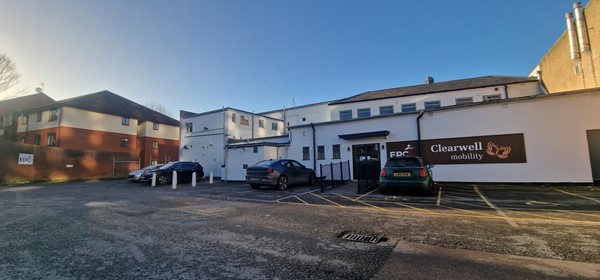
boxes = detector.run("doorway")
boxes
[352,143,381,193]
[587,130,600,185]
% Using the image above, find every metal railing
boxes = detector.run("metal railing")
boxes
[319,160,351,192]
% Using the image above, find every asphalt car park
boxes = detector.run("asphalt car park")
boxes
[134,180,600,225]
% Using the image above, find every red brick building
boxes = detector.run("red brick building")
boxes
[9,90,179,166]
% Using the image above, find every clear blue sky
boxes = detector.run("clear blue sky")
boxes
[0,0,589,116]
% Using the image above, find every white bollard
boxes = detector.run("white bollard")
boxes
[209,172,213,184]
[151,173,157,187]
[172,171,177,190]
[192,172,197,187]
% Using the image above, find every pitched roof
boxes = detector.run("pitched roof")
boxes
[0,93,55,115]
[329,76,540,105]
[35,90,179,126]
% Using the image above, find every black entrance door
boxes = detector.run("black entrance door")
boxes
[352,143,381,193]
[587,130,600,185]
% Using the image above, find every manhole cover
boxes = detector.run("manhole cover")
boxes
[339,232,387,244]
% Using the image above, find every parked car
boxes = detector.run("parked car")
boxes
[142,161,204,185]
[246,159,316,190]
[379,156,434,195]
[128,164,163,182]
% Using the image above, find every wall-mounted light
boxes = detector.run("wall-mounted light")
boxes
[382,145,385,150]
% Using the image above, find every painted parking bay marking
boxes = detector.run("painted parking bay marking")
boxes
[553,188,600,203]
[474,185,519,228]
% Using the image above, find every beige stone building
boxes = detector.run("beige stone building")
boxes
[533,0,599,92]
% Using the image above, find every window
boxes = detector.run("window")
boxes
[49,109,59,121]
[47,133,57,146]
[272,122,278,131]
[240,115,249,126]
[122,117,130,126]
[401,103,417,112]
[120,138,129,147]
[152,141,158,149]
[258,119,265,128]
[36,112,42,122]
[317,146,325,160]
[483,94,502,102]
[231,113,236,123]
[253,146,258,153]
[185,122,193,133]
[379,105,394,115]
[21,115,28,125]
[339,110,352,121]
[153,122,159,130]
[332,144,341,159]
[34,135,41,145]
[357,108,371,118]
[424,100,441,110]
[302,147,310,160]
[455,97,474,105]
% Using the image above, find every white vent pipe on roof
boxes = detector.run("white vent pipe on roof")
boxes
[565,13,580,60]
[573,2,590,53]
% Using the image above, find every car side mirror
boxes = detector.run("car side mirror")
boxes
[427,164,434,169]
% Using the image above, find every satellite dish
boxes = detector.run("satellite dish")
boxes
[35,87,43,93]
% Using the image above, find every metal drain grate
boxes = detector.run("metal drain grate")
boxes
[339,232,387,244]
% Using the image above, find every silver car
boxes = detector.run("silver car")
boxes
[127,164,163,182]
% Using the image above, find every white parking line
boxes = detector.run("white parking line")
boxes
[436,187,442,206]
[276,188,321,202]
[553,188,600,203]
[474,185,519,228]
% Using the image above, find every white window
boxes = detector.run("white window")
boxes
[401,103,416,112]
[272,122,278,131]
[357,108,371,118]
[379,105,394,115]
[185,122,193,133]
[240,115,250,126]
[153,122,159,130]
[424,101,441,110]
[455,97,473,105]
[258,119,265,128]
[339,110,352,121]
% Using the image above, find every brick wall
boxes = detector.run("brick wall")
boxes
[0,141,138,184]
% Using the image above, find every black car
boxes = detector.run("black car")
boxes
[142,161,204,185]
[245,159,316,190]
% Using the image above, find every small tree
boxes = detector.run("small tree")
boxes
[145,102,174,118]
[0,51,21,96]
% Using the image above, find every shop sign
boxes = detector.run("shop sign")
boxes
[422,133,526,164]
[18,153,34,165]
[386,141,420,159]
[386,133,526,164]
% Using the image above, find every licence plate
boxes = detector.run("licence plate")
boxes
[393,172,411,177]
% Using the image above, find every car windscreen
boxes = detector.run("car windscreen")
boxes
[385,158,421,168]
[158,162,176,170]
[253,160,274,167]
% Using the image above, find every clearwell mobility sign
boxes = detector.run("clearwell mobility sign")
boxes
[387,133,527,164]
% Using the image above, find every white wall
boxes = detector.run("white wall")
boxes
[289,90,600,183]
[225,146,288,181]
[329,82,543,121]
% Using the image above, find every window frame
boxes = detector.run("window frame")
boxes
[34,135,41,145]
[339,110,352,121]
[401,103,417,112]
[332,144,341,159]
[122,117,130,126]
[317,145,325,160]
[455,97,474,105]
[36,112,42,122]
[49,109,59,121]
[47,133,57,146]
[357,108,371,118]
[424,100,441,110]
[483,94,502,102]
[258,119,265,128]
[152,141,159,149]
[379,105,394,115]
[120,138,129,147]
[240,115,250,126]
[153,122,160,131]
[271,122,278,131]
[302,147,310,161]
[185,122,193,133]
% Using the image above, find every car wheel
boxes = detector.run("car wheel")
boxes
[157,175,169,185]
[277,176,288,191]
[308,173,316,186]
[250,184,260,189]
